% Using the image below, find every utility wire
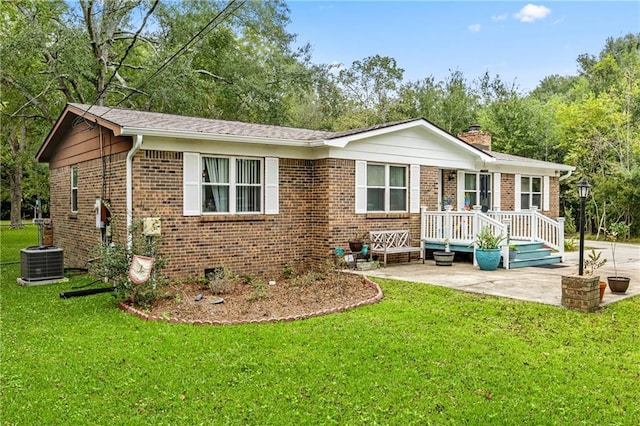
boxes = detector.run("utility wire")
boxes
[106,0,246,112]
[92,0,161,108]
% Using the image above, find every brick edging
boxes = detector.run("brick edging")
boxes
[118,276,383,326]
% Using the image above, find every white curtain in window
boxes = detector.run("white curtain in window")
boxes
[204,157,229,212]
[236,159,260,212]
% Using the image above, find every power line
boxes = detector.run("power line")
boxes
[109,0,246,111]
[92,0,161,107]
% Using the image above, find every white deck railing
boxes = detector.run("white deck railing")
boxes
[420,206,565,269]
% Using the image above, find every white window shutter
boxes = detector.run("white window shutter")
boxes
[264,157,279,214]
[493,172,501,210]
[543,176,550,211]
[457,171,465,210]
[183,152,200,216]
[514,174,521,211]
[355,161,367,214]
[410,164,420,213]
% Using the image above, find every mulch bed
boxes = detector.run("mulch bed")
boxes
[119,272,382,325]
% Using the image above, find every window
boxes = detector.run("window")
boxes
[366,164,407,212]
[520,176,542,210]
[463,172,491,210]
[202,156,262,214]
[71,166,78,212]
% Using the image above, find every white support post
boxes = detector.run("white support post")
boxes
[444,205,453,243]
[420,207,427,260]
[503,219,511,270]
[557,217,565,261]
[472,205,482,267]
[530,206,538,242]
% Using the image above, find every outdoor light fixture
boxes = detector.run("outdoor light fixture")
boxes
[577,178,591,276]
[577,178,591,199]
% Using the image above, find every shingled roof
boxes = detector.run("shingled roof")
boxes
[67,103,335,141]
[38,103,572,172]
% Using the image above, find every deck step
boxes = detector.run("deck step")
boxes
[510,248,552,260]
[424,243,473,253]
[509,240,544,252]
[506,254,563,269]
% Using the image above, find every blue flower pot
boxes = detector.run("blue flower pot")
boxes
[475,248,501,271]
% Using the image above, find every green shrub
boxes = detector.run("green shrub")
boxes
[89,218,166,307]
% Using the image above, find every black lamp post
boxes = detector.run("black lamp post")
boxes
[577,178,591,276]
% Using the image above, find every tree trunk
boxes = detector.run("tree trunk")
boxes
[8,121,27,229]
[10,165,24,229]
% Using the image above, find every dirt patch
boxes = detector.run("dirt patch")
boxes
[120,272,382,325]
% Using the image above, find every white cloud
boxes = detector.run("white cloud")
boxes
[514,4,551,23]
[492,13,508,22]
[468,23,481,32]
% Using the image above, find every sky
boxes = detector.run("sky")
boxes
[286,1,640,92]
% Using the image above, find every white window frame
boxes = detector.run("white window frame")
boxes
[365,163,408,213]
[462,172,492,210]
[71,165,78,213]
[201,155,263,215]
[520,175,542,210]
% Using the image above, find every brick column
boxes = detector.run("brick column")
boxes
[561,275,600,312]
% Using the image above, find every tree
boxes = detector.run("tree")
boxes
[395,70,478,134]
[336,55,404,127]
[1,1,67,226]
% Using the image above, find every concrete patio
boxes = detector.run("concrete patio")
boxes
[361,241,639,307]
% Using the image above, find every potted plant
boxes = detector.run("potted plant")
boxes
[349,232,366,253]
[433,239,455,266]
[583,248,607,302]
[605,222,631,293]
[472,226,505,271]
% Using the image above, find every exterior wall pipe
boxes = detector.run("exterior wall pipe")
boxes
[559,169,573,181]
[126,135,143,250]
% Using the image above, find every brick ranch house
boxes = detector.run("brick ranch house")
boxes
[36,103,575,281]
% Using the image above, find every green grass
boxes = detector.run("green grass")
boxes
[2,226,639,425]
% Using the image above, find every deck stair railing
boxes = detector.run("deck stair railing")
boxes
[420,206,565,269]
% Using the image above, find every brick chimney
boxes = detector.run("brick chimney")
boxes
[458,124,491,151]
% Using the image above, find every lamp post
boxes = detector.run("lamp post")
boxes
[577,178,591,276]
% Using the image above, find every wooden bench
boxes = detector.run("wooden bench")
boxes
[369,230,422,267]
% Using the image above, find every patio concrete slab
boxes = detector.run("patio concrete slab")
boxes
[361,241,639,307]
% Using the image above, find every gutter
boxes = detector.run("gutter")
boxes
[559,169,573,181]
[120,127,313,147]
[126,134,143,250]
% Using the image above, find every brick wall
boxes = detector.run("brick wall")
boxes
[548,177,560,218]
[442,169,457,208]
[129,152,314,281]
[48,144,563,281]
[501,174,515,212]
[49,152,128,269]
[321,160,433,264]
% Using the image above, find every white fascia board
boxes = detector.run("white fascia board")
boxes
[323,120,495,163]
[120,126,313,148]
[490,159,575,174]
[141,135,329,160]
[328,148,478,169]
[484,162,574,177]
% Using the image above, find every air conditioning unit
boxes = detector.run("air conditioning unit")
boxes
[20,246,64,282]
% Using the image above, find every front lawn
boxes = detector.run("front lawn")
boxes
[1,225,639,424]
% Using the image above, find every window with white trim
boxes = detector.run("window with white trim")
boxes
[202,156,262,214]
[520,176,542,210]
[463,172,491,210]
[71,165,78,213]
[366,164,407,212]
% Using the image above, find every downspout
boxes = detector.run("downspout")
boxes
[559,169,573,181]
[126,134,143,250]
